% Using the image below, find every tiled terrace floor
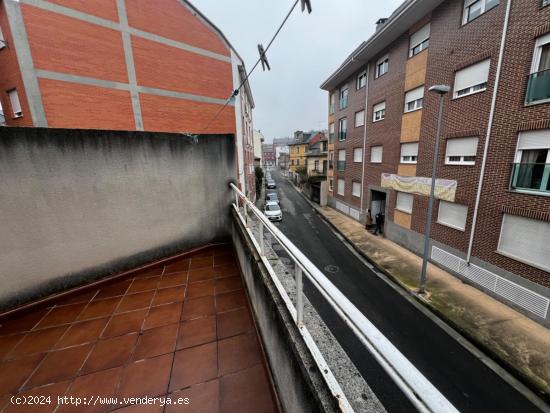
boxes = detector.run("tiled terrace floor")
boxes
[0,245,278,413]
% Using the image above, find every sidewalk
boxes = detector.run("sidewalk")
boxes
[307,199,550,401]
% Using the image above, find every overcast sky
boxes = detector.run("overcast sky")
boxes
[193,0,403,143]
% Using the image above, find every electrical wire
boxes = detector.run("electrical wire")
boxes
[201,0,301,133]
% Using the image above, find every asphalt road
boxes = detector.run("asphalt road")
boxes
[266,170,542,413]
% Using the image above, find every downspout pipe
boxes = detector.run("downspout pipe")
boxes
[360,63,370,213]
[466,0,512,264]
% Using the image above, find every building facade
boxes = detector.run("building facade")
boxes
[262,143,276,168]
[289,131,313,174]
[0,0,254,194]
[273,137,292,166]
[321,0,550,326]
[253,129,265,167]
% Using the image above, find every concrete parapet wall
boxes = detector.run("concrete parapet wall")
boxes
[0,127,235,309]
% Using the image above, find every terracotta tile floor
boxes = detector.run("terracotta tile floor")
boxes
[0,245,278,413]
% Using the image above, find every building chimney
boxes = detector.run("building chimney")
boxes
[375,18,388,32]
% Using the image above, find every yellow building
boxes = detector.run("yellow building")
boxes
[288,131,311,173]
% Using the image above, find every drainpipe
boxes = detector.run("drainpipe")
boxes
[466,0,512,264]
[360,63,370,213]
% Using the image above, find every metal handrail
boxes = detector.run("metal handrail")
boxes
[230,183,458,413]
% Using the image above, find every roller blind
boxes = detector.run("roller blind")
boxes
[337,179,345,195]
[355,110,365,127]
[454,60,490,92]
[338,149,346,161]
[437,201,468,231]
[400,142,419,157]
[405,86,424,103]
[517,129,550,150]
[410,23,430,48]
[353,147,363,162]
[498,214,550,271]
[373,102,386,112]
[396,192,413,213]
[446,137,479,157]
[371,146,383,163]
[8,89,21,115]
[352,182,361,197]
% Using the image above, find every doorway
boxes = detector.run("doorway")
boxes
[370,190,386,217]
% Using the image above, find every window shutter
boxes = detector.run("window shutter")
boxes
[400,142,419,157]
[437,201,468,231]
[337,179,345,195]
[352,182,361,197]
[8,90,22,115]
[517,129,550,150]
[405,86,424,103]
[373,101,386,112]
[371,146,383,163]
[355,110,365,127]
[410,23,430,48]
[353,148,363,162]
[396,192,413,213]
[498,214,550,271]
[446,137,479,157]
[454,60,490,92]
[338,149,346,161]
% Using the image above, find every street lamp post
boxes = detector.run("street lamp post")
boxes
[419,85,450,294]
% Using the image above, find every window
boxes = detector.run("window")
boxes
[510,129,550,193]
[437,201,468,231]
[352,182,361,197]
[329,151,334,169]
[463,0,499,24]
[8,89,22,118]
[329,123,335,143]
[0,25,5,50]
[376,55,389,78]
[353,147,363,163]
[373,101,386,122]
[338,118,347,141]
[526,33,550,105]
[338,149,346,171]
[445,137,478,165]
[543,0,550,7]
[498,214,550,271]
[329,178,333,191]
[354,110,365,127]
[400,142,419,164]
[404,86,424,112]
[453,59,490,98]
[329,93,335,114]
[339,87,348,109]
[337,178,345,196]
[396,192,413,214]
[357,71,367,89]
[370,146,383,163]
[409,24,430,57]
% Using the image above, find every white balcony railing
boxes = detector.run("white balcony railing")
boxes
[230,183,458,413]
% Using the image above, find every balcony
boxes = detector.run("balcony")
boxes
[0,127,456,413]
[329,133,334,144]
[337,161,346,171]
[510,162,550,194]
[525,69,550,105]
[329,160,333,169]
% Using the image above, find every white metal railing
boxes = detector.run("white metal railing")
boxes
[230,183,459,413]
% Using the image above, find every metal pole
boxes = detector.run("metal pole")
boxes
[419,94,445,294]
[243,201,248,224]
[295,265,304,325]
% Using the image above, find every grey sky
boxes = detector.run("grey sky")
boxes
[193,0,403,143]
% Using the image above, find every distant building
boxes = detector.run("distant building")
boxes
[273,137,292,166]
[278,153,290,170]
[253,130,265,167]
[262,143,276,167]
[289,131,313,174]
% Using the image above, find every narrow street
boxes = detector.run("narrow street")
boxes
[268,170,542,413]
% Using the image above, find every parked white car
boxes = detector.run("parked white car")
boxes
[264,202,282,221]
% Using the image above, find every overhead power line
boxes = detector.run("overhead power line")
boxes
[201,0,312,133]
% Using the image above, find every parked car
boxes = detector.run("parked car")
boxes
[266,180,276,189]
[265,192,279,204]
[264,202,282,221]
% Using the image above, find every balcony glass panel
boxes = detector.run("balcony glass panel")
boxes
[525,69,550,104]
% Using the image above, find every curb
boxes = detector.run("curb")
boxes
[288,178,550,408]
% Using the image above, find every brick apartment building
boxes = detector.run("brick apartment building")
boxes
[0,0,255,197]
[321,0,550,326]
[262,143,275,167]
